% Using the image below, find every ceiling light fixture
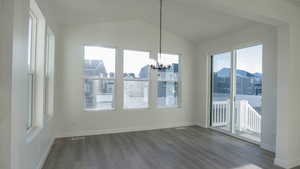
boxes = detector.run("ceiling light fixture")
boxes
[149,0,171,70]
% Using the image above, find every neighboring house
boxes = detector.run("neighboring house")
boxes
[84,60,108,78]
[84,60,114,108]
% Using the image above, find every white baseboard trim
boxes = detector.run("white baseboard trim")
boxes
[274,156,300,169]
[260,143,275,152]
[194,123,208,128]
[36,137,55,169]
[56,122,195,138]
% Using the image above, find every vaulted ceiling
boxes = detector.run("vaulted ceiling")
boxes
[288,0,300,6]
[40,0,261,43]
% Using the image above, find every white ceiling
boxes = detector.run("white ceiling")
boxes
[288,0,300,6]
[41,0,259,43]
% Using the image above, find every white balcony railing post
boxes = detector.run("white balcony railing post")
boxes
[239,100,249,132]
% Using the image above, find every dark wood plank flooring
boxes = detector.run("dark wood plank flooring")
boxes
[43,126,287,169]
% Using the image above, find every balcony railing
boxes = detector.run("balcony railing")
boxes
[212,100,261,134]
[211,101,230,127]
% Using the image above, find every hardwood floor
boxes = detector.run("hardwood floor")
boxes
[43,126,286,169]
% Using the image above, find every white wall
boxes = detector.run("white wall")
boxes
[55,20,197,137]
[0,0,13,168]
[195,24,277,152]
[9,1,59,169]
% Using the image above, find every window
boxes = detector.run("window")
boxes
[123,50,150,109]
[27,11,38,129]
[157,54,180,107]
[45,27,55,118]
[84,46,116,110]
[27,0,47,132]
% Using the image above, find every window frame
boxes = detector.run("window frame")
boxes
[26,0,47,140]
[123,49,151,109]
[44,26,55,119]
[207,42,263,144]
[156,53,182,108]
[83,45,117,111]
[27,10,38,131]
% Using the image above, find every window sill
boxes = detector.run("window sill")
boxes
[26,126,42,144]
[84,108,116,112]
[123,107,150,110]
[157,106,181,109]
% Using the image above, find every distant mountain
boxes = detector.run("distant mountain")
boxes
[253,72,262,78]
[216,68,230,77]
[216,68,262,78]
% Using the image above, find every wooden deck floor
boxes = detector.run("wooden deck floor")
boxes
[42,126,292,169]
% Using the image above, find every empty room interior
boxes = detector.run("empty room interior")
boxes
[1,0,300,169]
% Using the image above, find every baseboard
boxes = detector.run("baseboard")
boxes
[36,137,55,169]
[260,143,275,152]
[56,122,195,138]
[274,156,300,169]
[194,123,208,128]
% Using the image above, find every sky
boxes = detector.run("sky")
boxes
[85,46,179,76]
[85,46,116,74]
[213,45,263,74]
[123,50,150,77]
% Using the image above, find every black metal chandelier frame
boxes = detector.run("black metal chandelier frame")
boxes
[150,0,172,70]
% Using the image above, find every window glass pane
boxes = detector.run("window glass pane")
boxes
[84,46,116,78]
[124,81,149,109]
[235,45,262,138]
[28,16,32,71]
[211,52,231,131]
[27,14,35,130]
[84,79,115,110]
[158,54,179,81]
[27,74,34,129]
[123,50,150,79]
[45,28,55,117]
[157,81,178,107]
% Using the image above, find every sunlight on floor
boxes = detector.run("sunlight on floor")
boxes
[233,164,262,169]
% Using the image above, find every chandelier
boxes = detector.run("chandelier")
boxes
[149,0,172,70]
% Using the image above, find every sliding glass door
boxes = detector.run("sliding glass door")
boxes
[211,45,263,143]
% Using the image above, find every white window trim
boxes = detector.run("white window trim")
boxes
[27,11,38,131]
[27,0,47,140]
